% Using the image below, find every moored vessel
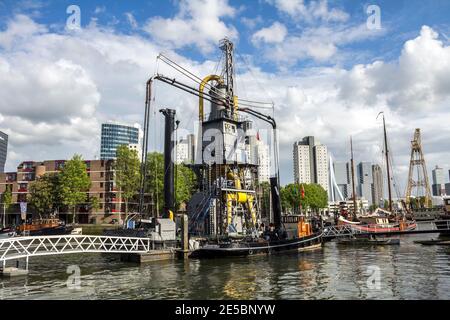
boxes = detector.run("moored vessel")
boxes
[338,213,416,233]
[0,227,16,239]
[17,218,73,236]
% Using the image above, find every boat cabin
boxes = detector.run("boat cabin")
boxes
[359,216,390,226]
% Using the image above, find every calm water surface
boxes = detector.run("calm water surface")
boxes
[1,234,450,300]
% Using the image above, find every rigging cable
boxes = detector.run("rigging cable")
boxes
[158,53,273,110]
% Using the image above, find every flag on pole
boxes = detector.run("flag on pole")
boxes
[301,184,305,199]
[256,131,260,141]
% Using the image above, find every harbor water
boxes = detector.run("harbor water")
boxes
[1,234,449,300]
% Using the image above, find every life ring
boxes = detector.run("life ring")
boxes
[248,249,253,255]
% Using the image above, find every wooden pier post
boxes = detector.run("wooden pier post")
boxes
[180,214,189,259]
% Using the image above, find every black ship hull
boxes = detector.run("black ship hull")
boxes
[189,232,323,259]
[434,217,450,234]
[26,225,74,236]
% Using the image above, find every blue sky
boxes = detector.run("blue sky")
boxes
[1,0,450,193]
[1,0,449,67]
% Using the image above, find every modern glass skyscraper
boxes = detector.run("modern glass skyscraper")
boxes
[358,162,373,204]
[432,165,445,196]
[0,131,8,173]
[100,123,140,160]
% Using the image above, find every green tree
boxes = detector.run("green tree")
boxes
[115,145,141,225]
[28,173,61,219]
[59,154,91,224]
[145,152,197,214]
[145,152,164,214]
[281,183,328,215]
[175,164,197,210]
[257,182,271,220]
[90,196,100,213]
[306,184,328,213]
[1,185,12,227]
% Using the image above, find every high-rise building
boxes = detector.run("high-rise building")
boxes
[187,134,196,164]
[446,172,450,196]
[254,140,270,183]
[100,122,140,160]
[432,166,446,196]
[293,137,329,193]
[293,142,311,184]
[333,162,351,199]
[372,164,384,206]
[176,138,190,164]
[333,161,383,206]
[176,134,197,164]
[0,131,8,173]
[358,162,373,204]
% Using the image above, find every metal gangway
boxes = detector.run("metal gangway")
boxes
[322,220,450,239]
[0,235,151,272]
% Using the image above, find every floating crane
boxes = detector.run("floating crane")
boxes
[139,39,281,238]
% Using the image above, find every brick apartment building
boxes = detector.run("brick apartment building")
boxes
[0,159,127,225]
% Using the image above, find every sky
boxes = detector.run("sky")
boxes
[0,0,450,194]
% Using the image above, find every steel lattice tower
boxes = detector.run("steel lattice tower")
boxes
[405,129,432,208]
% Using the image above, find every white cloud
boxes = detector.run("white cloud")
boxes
[241,16,264,29]
[143,0,238,53]
[338,26,450,113]
[0,14,221,171]
[0,57,99,124]
[125,12,138,29]
[1,13,449,191]
[94,6,106,14]
[252,22,287,45]
[233,25,450,188]
[268,0,349,23]
[260,23,385,64]
[0,14,47,49]
[256,1,376,64]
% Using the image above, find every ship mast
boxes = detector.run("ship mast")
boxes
[350,136,358,220]
[380,113,393,213]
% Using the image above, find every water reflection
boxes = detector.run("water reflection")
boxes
[0,235,449,300]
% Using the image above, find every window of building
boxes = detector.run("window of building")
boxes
[100,172,104,178]
[100,182,104,188]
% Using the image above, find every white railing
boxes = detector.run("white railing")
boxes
[322,225,363,238]
[0,235,151,263]
[416,220,450,231]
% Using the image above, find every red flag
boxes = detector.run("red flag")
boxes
[301,184,305,199]
[256,131,260,141]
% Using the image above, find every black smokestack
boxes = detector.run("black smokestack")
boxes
[160,108,176,218]
[270,177,282,229]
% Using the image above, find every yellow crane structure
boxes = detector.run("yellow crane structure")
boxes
[405,129,432,208]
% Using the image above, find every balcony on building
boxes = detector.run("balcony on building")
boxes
[6,173,17,182]
[18,161,34,172]
[18,183,28,193]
